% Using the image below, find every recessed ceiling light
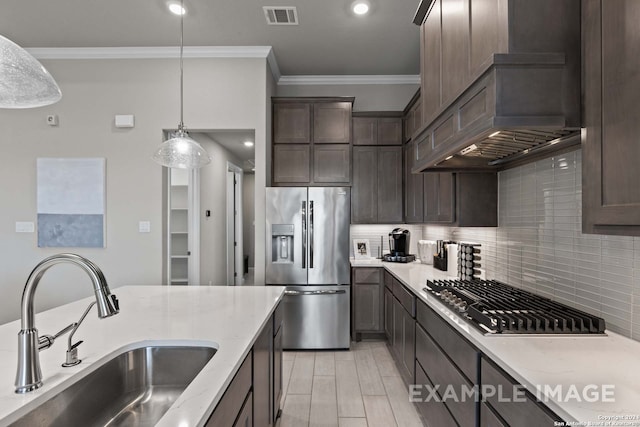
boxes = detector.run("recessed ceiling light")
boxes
[243,141,254,147]
[352,1,370,15]
[168,1,186,15]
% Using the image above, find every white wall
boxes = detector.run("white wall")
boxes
[0,57,269,324]
[276,83,418,111]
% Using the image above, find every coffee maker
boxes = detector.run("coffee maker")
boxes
[383,228,416,263]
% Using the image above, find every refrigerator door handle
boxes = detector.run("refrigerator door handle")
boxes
[309,200,314,268]
[284,289,346,296]
[301,201,307,269]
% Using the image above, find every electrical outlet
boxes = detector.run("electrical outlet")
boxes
[16,222,35,233]
[138,221,151,233]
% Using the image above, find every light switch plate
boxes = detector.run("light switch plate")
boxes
[138,221,151,233]
[16,222,35,233]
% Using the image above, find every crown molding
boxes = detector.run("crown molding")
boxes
[277,75,420,85]
[26,46,274,60]
[26,47,417,86]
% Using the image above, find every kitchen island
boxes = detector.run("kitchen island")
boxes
[0,285,285,426]
[352,259,640,425]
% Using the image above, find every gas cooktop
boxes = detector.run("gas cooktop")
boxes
[424,279,606,335]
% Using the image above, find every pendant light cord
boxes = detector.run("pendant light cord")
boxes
[179,0,185,132]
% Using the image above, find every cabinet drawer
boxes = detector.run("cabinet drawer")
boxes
[392,278,415,317]
[416,299,477,382]
[416,324,476,427]
[480,402,507,427]
[481,358,562,426]
[274,301,283,336]
[414,359,458,427]
[205,351,253,427]
[353,267,381,284]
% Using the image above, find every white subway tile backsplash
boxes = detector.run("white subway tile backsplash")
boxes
[419,149,640,342]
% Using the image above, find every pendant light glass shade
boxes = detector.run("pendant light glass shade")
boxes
[0,35,62,109]
[152,0,211,169]
[152,129,211,169]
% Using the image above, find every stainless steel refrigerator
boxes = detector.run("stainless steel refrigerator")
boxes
[266,187,350,350]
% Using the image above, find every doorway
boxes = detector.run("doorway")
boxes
[226,163,243,285]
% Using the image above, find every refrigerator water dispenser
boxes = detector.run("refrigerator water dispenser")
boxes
[272,224,294,263]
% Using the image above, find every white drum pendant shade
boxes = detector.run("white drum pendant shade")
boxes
[152,130,212,169]
[0,35,62,109]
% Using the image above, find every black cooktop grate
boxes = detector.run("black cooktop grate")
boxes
[426,279,606,334]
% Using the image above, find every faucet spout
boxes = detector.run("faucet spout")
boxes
[15,253,119,393]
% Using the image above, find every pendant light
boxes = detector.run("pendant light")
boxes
[152,0,211,169]
[0,35,62,109]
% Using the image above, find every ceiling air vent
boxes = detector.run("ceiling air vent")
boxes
[263,7,298,25]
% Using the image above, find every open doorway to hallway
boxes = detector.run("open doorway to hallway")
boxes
[193,130,255,286]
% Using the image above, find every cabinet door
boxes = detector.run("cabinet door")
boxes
[313,102,351,143]
[354,284,382,332]
[313,144,351,184]
[253,318,273,427]
[233,392,253,427]
[273,103,311,143]
[377,147,403,223]
[440,0,470,104]
[377,118,403,145]
[353,268,384,333]
[405,142,424,223]
[273,326,283,422]
[415,360,458,427]
[353,117,377,145]
[422,0,442,124]
[384,287,393,342]
[352,146,378,223]
[583,0,640,235]
[424,172,455,224]
[401,308,415,383]
[273,145,310,184]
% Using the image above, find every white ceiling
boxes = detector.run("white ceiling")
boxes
[1,0,421,76]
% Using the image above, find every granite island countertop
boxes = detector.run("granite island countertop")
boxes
[351,259,640,424]
[0,285,285,427]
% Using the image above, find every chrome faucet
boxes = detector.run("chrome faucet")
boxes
[15,253,119,393]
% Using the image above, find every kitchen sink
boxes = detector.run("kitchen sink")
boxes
[9,344,217,427]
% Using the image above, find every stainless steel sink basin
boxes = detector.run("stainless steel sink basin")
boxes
[10,345,217,427]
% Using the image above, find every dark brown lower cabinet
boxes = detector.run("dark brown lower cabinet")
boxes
[384,287,393,342]
[392,296,415,384]
[253,316,274,427]
[206,302,283,427]
[352,268,385,341]
[273,314,283,423]
[481,358,562,427]
[205,352,253,427]
[234,391,253,427]
[414,360,458,427]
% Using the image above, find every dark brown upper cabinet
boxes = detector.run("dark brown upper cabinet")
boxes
[271,97,353,186]
[583,0,640,236]
[352,146,403,224]
[314,102,352,143]
[403,91,422,142]
[273,103,311,144]
[352,113,403,146]
[412,0,581,171]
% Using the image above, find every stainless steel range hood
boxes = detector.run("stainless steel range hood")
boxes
[411,0,581,172]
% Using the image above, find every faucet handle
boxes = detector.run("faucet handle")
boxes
[110,294,119,311]
[62,341,83,367]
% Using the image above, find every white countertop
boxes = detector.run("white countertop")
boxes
[351,259,640,424]
[0,285,285,427]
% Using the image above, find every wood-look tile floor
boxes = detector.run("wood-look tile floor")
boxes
[276,341,425,427]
